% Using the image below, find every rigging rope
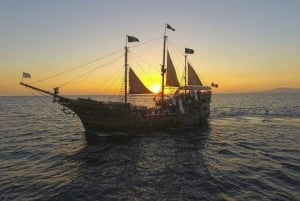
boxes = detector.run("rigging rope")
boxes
[25,36,166,97]
[130,36,163,48]
[25,88,62,115]
[168,39,209,86]
[168,39,185,57]
[93,63,123,95]
[28,37,161,85]
[62,36,164,93]
[130,52,157,86]
[29,48,123,84]
[59,54,124,88]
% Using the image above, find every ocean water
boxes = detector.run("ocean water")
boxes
[0,93,299,201]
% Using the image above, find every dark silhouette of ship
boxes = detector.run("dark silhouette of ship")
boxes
[20,24,212,132]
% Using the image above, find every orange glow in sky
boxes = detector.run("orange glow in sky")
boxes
[1,1,300,96]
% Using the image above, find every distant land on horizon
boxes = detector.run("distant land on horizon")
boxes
[260,87,300,94]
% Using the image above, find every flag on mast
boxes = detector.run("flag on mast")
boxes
[185,48,194,54]
[127,35,140,42]
[22,72,31,78]
[166,24,175,31]
[211,82,219,88]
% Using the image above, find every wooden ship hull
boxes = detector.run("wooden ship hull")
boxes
[58,96,210,132]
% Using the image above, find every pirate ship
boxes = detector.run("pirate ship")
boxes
[20,24,213,132]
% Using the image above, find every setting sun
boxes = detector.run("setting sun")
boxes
[150,84,161,94]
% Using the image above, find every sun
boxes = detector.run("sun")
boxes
[150,84,161,94]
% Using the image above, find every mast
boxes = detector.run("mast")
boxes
[161,26,167,100]
[125,35,140,103]
[161,23,175,100]
[184,47,195,90]
[184,54,187,96]
[124,44,128,104]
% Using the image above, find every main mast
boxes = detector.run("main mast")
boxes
[161,23,175,100]
[124,44,128,103]
[161,28,167,100]
[184,54,187,96]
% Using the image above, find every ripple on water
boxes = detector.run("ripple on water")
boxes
[1,95,300,200]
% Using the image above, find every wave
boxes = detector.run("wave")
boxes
[211,106,300,118]
[210,93,300,118]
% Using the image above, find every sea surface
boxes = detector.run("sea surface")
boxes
[0,93,299,201]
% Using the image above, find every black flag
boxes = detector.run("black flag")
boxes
[127,35,140,42]
[166,24,175,31]
[211,82,219,88]
[22,72,31,78]
[185,48,194,54]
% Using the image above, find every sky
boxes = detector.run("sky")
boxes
[1,0,300,95]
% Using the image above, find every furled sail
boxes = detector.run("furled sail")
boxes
[188,62,203,86]
[129,68,152,94]
[166,51,180,87]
